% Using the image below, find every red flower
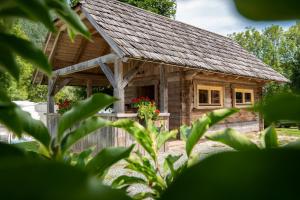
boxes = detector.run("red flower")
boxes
[155,109,160,114]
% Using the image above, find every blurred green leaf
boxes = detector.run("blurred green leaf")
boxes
[157,129,178,150]
[206,128,259,151]
[186,116,210,157]
[283,140,300,149]
[0,7,30,19]
[61,117,111,152]
[112,175,147,189]
[126,155,165,191]
[112,119,156,160]
[86,145,134,178]
[164,155,182,176]
[234,0,300,21]
[0,88,11,105]
[0,45,20,80]
[254,93,300,123]
[13,141,40,153]
[180,125,191,142]
[57,94,116,141]
[186,109,238,157]
[46,0,91,39]
[208,108,239,126]
[160,149,300,200]
[133,192,156,200]
[0,33,52,77]
[0,103,25,136]
[0,104,51,148]
[71,147,95,169]
[262,126,278,148]
[0,142,25,158]
[0,157,131,200]
[16,108,51,148]
[2,0,55,31]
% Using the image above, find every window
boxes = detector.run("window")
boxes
[195,85,223,109]
[234,89,254,107]
[137,85,155,100]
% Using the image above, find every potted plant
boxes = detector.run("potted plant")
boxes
[57,99,74,115]
[131,96,160,123]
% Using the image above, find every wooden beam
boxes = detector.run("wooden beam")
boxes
[121,66,139,89]
[113,59,125,113]
[49,31,62,63]
[82,8,125,58]
[160,64,168,113]
[67,73,107,81]
[74,39,88,64]
[98,60,117,88]
[53,78,72,95]
[54,53,117,76]
[43,33,52,53]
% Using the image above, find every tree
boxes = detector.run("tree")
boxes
[290,53,300,93]
[230,23,300,96]
[70,0,177,18]
[119,0,177,18]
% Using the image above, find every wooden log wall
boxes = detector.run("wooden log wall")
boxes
[123,61,265,133]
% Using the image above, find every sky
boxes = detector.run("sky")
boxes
[176,0,295,36]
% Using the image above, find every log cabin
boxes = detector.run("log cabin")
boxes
[32,0,288,149]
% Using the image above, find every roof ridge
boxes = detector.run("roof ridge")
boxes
[88,0,234,43]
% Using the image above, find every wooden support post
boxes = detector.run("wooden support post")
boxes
[86,80,93,97]
[114,59,125,113]
[160,64,168,113]
[47,78,55,114]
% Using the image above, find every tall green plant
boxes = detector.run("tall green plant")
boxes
[111,108,238,199]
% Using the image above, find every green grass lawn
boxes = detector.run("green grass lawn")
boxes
[276,127,300,137]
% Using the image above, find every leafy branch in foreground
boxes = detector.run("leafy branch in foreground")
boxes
[0,143,131,200]
[0,93,133,179]
[0,0,90,80]
[206,93,300,151]
[111,108,238,199]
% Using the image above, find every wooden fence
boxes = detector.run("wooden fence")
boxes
[47,113,170,153]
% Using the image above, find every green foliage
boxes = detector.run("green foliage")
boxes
[159,149,300,200]
[234,0,300,20]
[206,94,300,151]
[0,0,90,83]
[71,0,178,19]
[0,102,51,148]
[0,32,51,79]
[184,109,239,157]
[254,93,300,123]
[118,0,177,18]
[230,24,300,96]
[0,144,131,200]
[132,97,160,121]
[206,128,259,151]
[262,126,278,148]
[111,109,238,199]
[86,145,135,178]
[61,117,111,153]
[290,53,300,93]
[57,94,116,142]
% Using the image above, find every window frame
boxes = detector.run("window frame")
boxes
[234,88,254,108]
[194,85,224,109]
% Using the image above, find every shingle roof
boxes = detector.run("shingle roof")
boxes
[81,0,288,82]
